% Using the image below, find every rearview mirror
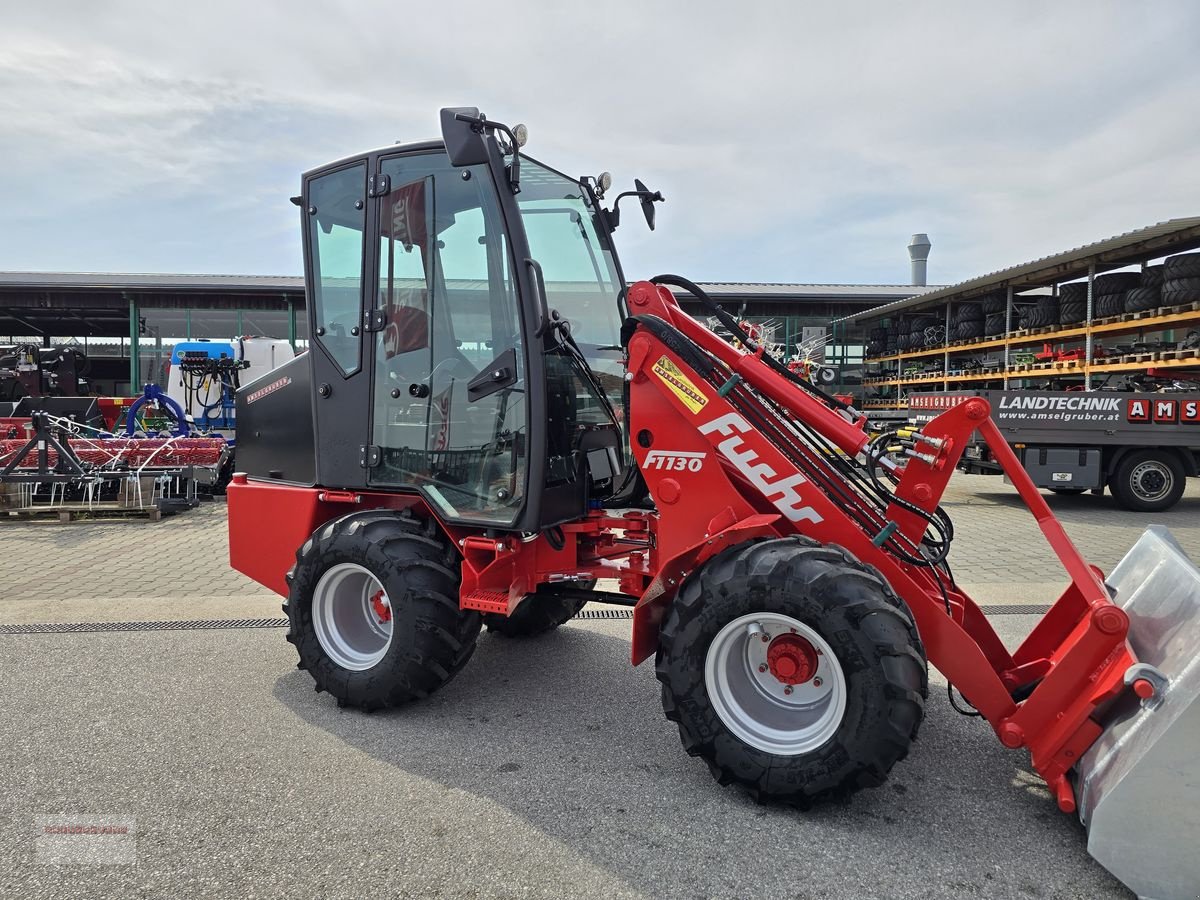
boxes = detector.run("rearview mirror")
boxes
[635,179,658,231]
[440,107,490,167]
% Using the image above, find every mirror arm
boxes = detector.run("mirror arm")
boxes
[453,112,521,193]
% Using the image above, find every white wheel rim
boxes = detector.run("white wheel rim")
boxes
[311,563,393,671]
[1129,460,1172,502]
[704,612,847,756]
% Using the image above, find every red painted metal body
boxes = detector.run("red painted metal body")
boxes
[228,279,1141,811]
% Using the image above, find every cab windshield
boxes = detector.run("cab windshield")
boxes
[516,161,625,416]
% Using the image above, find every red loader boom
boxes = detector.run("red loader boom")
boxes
[229,108,1200,899]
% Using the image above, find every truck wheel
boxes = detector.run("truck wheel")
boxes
[483,584,591,637]
[284,510,481,710]
[1110,450,1186,512]
[656,537,927,807]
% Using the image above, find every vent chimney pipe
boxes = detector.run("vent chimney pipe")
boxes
[908,233,931,286]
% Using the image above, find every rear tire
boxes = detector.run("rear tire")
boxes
[656,537,927,807]
[284,510,481,710]
[483,584,591,637]
[1110,450,1186,512]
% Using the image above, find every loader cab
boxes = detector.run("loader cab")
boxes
[300,116,628,533]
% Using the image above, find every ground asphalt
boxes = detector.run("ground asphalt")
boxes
[3,474,1198,899]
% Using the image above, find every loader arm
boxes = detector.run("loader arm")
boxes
[623,279,1143,814]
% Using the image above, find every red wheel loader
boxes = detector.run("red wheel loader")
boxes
[229,108,1200,899]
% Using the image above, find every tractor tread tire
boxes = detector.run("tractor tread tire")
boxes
[1094,292,1125,318]
[1164,252,1200,280]
[1123,286,1161,313]
[980,292,1006,314]
[655,536,927,808]
[1139,265,1166,288]
[984,312,1007,336]
[285,510,481,710]
[1161,278,1200,306]
[1094,272,1141,295]
[1059,299,1085,325]
[483,584,591,637]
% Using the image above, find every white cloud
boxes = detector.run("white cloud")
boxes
[0,0,1197,282]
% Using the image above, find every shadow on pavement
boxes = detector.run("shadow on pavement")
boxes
[273,623,1131,899]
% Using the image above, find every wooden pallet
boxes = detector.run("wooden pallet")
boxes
[1159,301,1200,316]
[0,504,163,523]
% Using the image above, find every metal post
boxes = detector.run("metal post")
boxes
[287,295,297,351]
[943,301,951,388]
[127,293,140,390]
[1085,263,1096,392]
[1003,286,1013,388]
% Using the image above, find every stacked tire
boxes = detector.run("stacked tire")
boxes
[1059,283,1088,325]
[951,302,984,341]
[1162,252,1200,308]
[902,314,941,349]
[1093,272,1140,318]
[1016,294,1061,330]
[866,326,888,357]
[1123,265,1165,313]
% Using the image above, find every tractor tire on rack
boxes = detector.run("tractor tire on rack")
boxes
[1164,252,1200,280]
[954,319,984,341]
[984,312,1007,336]
[1036,295,1060,322]
[953,303,984,324]
[1139,264,1166,288]
[1094,292,1125,318]
[980,292,1006,314]
[1094,272,1140,296]
[1123,286,1161,313]
[284,510,482,711]
[483,584,591,637]
[1161,277,1200,306]
[656,536,927,807]
[1110,450,1186,513]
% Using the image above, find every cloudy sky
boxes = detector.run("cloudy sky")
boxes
[1,1,1197,287]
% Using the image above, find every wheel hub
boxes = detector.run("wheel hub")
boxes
[704,612,847,756]
[369,589,391,624]
[766,633,818,685]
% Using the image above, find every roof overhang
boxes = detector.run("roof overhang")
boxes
[833,216,1200,325]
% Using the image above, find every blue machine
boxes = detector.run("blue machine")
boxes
[167,341,241,430]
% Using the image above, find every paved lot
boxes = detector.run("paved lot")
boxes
[2,473,1198,899]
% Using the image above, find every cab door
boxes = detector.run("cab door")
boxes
[366,151,530,528]
[302,159,374,489]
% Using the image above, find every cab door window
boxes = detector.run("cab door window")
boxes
[307,163,367,375]
[371,155,527,526]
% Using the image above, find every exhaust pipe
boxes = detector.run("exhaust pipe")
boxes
[1075,525,1200,900]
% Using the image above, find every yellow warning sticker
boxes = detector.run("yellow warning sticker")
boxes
[652,355,709,414]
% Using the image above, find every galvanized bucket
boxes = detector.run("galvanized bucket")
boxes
[1076,525,1200,900]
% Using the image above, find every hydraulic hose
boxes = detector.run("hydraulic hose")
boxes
[649,274,853,412]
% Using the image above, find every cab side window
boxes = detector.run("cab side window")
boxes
[308,163,367,375]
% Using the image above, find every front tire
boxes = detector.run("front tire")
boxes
[656,537,927,806]
[285,510,481,710]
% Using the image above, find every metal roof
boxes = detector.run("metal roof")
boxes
[0,272,933,303]
[0,272,304,292]
[832,216,1200,325]
[679,283,936,302]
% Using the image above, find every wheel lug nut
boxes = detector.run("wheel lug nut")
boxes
[783,686,793,695]
[758,664,768,673]
[761,634,770,643]
[813,678,822,687]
